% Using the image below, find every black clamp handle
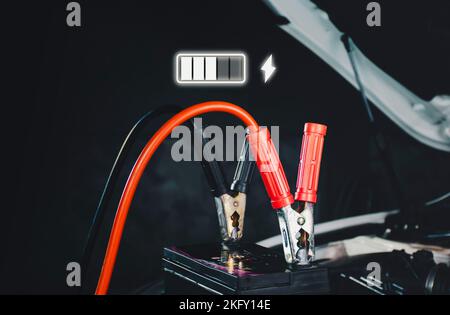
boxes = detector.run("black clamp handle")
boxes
[192,126,229,197]
[231,132,255,194]
[195,125,255,197]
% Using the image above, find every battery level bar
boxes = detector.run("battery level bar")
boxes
[176,53,246,85]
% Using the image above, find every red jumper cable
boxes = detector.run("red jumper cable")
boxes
[95,100,325,294]
[95,101,258,295]
[248,123,327,265]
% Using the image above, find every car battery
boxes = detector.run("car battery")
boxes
[162,242,329,294]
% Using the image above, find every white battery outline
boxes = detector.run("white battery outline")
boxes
[175,53,247,85]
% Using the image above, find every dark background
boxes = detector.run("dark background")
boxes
[2,0,449,294]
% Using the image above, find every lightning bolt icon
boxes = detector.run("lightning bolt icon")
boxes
[261,54,276,83]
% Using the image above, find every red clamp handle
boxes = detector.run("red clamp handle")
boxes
[248,127,293,209]
[295,123,327,204]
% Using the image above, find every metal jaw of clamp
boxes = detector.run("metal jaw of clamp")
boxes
[277,202,315,265]
[248,123,327,265]
[197,127,255,243]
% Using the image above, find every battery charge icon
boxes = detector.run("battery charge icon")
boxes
[176,53,246,85]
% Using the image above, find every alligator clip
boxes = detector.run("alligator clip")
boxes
[248,124,327,265]
[196,127,255,243]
